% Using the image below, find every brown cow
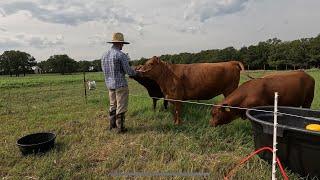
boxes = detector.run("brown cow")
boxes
[131,75,168,110]
[210,70,315,127]
[137,56,245,124]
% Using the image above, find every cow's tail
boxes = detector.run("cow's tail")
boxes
[231,61,255,79]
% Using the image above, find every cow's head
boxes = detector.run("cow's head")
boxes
[210,104,234,127]
[137,56,163,79]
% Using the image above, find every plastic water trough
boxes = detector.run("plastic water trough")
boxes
[246,106,320,178]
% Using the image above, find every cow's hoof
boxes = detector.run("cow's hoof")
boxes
[174,120,182,125]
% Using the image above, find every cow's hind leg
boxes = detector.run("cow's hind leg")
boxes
[152,98,157,111]
[163,100,168,110]
[302,83,315,108]
[173,102,182,125]
[168,100,177,123]
[302,93,314,108]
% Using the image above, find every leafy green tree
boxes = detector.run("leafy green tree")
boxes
[287,39,309,69]
[131,57,148,66]
[216,47,240,61]
[268,42,290,69]
[0,50,36,76]
[37,60,51,73]
[308,34,320,68]
[0,54,10,75]
[78,60,92,72]
[46,54,78,74]
[91,59,102,71]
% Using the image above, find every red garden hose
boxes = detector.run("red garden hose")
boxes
[224,146,289,180]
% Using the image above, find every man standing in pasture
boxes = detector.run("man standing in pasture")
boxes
[101,32,138,133]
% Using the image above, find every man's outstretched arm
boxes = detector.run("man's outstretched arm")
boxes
[120,53,137,76]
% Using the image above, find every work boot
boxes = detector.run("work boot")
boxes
[116,113,128,133]
[109,110,116,130]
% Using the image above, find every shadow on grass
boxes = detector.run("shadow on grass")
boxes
[130,106,150,117]
[54,141,66,153]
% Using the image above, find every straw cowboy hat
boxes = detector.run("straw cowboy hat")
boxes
[107,32,130,44]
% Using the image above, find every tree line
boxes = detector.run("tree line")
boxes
[37,55,101,75]
[0,52,101,76]
[1,34,320,76]
[132,34,320,70]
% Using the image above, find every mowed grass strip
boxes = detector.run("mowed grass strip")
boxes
[1,70,319,179]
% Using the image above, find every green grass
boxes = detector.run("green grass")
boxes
[1,70,319,179]
[0,73,104,89]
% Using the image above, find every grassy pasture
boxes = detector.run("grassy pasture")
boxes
[1,70,320,179]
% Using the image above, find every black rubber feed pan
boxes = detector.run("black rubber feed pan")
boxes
[17,132,56,155]
[246,106,320,179]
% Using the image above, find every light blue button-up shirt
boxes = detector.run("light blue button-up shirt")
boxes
[101,45,136,89]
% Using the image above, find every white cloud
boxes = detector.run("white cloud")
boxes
[28,34,64,49]
[0,0,143,26]
[0,33,65,50]
[184,0,250,22]
[1,0,320,61]
[0,27,6,32]
[0,37,23,49]
[255,24,265,33]
[173,24,204,34]
[88,34,108,46]
[0,8,5,17]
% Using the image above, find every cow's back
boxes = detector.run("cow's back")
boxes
[262,71,315,107]
[230,71,315,108]
[170,62,242,100]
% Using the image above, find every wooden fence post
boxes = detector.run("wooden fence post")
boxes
[83,71,87,104]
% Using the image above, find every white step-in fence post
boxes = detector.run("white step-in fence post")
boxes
[272,92,279,180]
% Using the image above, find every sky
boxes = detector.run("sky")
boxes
[0,0,320,62]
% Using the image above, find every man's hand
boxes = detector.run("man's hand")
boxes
[129,71,141,79]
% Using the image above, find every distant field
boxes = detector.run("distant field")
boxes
[0,73,104,89]
[1,70,319,179]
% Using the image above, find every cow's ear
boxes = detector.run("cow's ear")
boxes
[150,56,160,64]
[154,56,160,63]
